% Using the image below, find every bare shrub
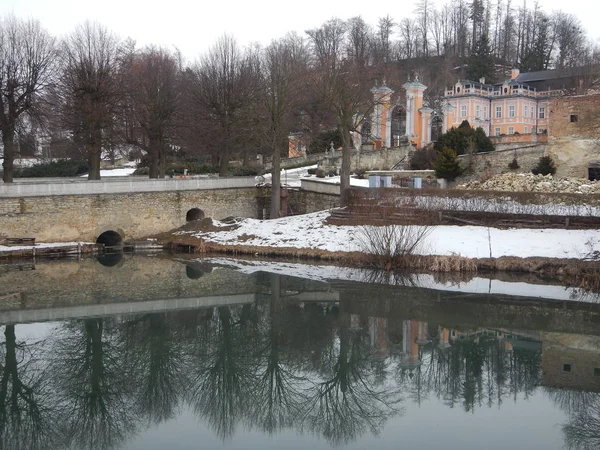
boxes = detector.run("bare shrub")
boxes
[429,254,478,272]
[356,224,431,269]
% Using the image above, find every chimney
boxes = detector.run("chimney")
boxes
[479,77,486,84]
[511,68,520,80]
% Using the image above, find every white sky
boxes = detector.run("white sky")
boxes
[4,0,600,62]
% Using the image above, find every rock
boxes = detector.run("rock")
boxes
[459,172,600,194]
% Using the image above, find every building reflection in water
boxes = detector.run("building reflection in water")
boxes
[0,268,599,450]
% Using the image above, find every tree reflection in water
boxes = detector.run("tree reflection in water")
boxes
[0,325,58,450]
[549,389,600,450]
[50,319,137,450]
[2,268,599,450]
[122,313,186,425]
[186,305,257,440]
[300,301,403,446]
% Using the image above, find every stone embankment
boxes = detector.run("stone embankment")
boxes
[460,173,600,194]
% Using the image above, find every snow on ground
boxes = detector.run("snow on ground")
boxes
[199,257,589,302]
[261,165,370,188]
[181,210,600,259]
[80,168,136,177]
[0,242,90,252]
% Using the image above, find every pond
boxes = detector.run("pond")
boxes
[0,255,598,450]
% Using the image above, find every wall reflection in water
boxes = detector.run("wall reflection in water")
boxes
[0,271,598,450]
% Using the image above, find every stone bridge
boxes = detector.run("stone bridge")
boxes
[0,177,259,243]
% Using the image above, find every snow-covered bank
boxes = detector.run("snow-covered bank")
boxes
[197,257,593,303]
[176,210,600,260]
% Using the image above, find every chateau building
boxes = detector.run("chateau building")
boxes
[289,67,586,157]
[443,69,562,139]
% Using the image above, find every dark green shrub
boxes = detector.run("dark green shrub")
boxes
[309,129,343,154]
[307,168,317,175]
[410,146,439,170]
[133,167,149,176]
[434,120,494,155]
[508,157,520,170]
[16,159,89,178]
[532,155,556,176]
[230,166,259,177]
[434,147,462,181]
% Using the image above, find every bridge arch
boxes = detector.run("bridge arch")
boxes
[95,227,125,248]
[186,208,205,222]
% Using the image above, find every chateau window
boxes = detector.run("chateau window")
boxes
[496,106,502,119]
[509,105,515,118]
[483,106,488,119]
[508,126,515,135]
[476,105,480,118]
[524,105,528,118]
[495,128,501,136]
[531,107,535,119]
[524,126,529,134]
[461,105,467,117]
[539,107,545,119]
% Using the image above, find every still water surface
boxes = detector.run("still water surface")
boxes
[0,255,598,450]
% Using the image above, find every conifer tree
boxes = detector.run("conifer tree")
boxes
[466,34,494,82]
[434,147,462,181]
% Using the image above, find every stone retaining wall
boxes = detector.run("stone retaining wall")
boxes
[0,188,259,242]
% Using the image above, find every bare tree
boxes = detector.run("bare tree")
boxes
[261,36,307,218]
[0,15,55,182]
[124,46,180,178]
[192,35,256,176]
[306,18,374,205]
[59,21,122,180]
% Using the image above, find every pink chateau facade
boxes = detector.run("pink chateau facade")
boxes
[443,69,562,139]
[289,69,568,157]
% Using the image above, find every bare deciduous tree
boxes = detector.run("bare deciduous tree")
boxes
[0,15,55,182]
[124,46,180,178]
[59,21,122,180]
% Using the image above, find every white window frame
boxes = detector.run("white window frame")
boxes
[495,128,501,136]
[461,104,467,117]
[509,105,515,118]
[475,105,480,118]
[524,126,529,134]
[524,105,528,118]
[483,106,488,119]
[496,106,502,119]
[508,126,515,135]
[539,107,545,119]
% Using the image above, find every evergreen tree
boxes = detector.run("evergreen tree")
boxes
[532,155,556,176]
[435,147,462,181]
[519,14,551,72]
[434,121,494,155]
[466,34,494,82]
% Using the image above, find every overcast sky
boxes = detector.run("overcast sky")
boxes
[5,0,600,62]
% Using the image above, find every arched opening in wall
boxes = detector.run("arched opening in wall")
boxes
[96,230,123,249]
[186,208,205,222]
[431,115,444,142]
[360,120,371,145]
[391,107,407,147]
[589,161,600,181]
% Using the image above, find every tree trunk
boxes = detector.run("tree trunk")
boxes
[148,134,160,179]
[270,140,281,219]
[87,125,102,180]
[1,127,16,183]
[338,125,352,208]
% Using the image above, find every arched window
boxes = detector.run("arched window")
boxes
[431,115,444,142]
[391,107,407,147]
[360,120,371,145]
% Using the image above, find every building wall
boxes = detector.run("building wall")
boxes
[0,188,259,242]
[549,93,600,139]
